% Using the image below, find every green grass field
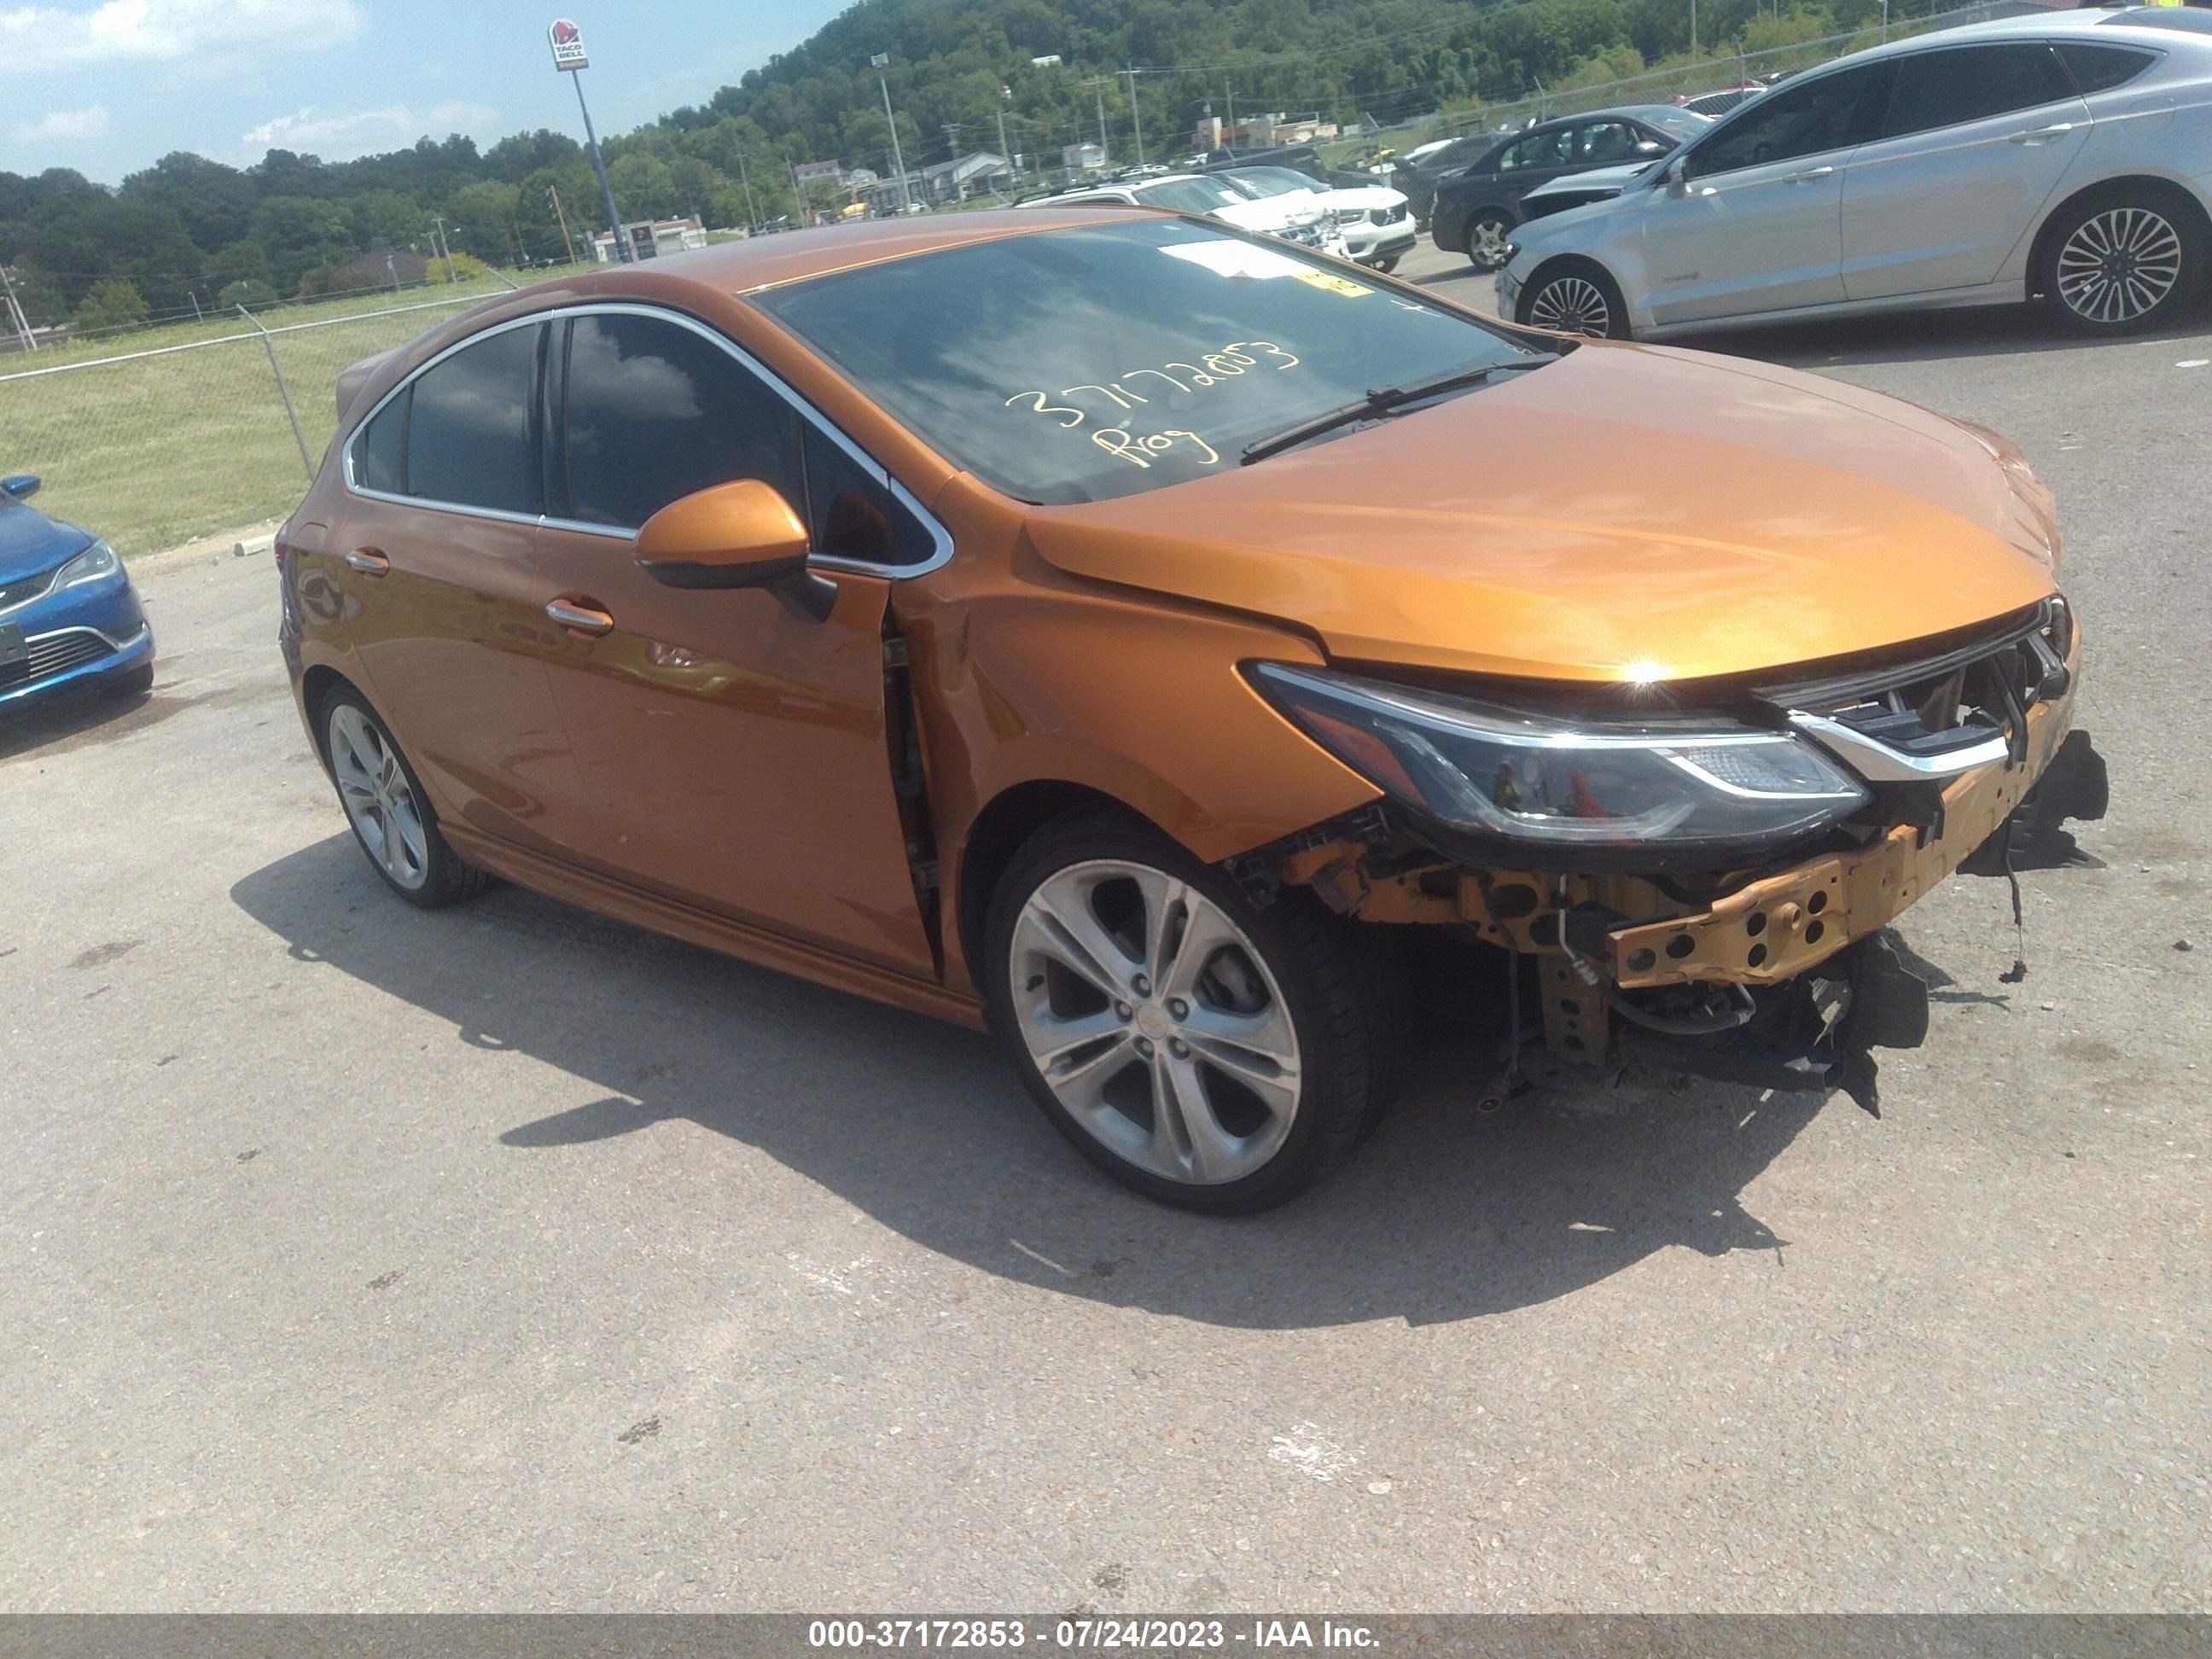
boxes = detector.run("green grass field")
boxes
[0,264,599,557]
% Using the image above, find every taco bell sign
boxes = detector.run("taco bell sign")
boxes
[548,18,588,71]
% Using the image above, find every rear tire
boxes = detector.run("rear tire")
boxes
[1466,209,1517,272]
[983,808,1401,1214]
[2040,188,2207,335]
[320,686,489,910]
[1517,259,1632,340]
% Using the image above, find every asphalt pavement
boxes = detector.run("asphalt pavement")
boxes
[3,247,2208,1612]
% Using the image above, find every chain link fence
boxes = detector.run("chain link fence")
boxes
[0,290,518,557]
[1342,0,2029,160]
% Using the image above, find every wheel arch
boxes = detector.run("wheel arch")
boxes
[952,779,1164,1004]
[2025,173,2212,300]
[299,662,359,762]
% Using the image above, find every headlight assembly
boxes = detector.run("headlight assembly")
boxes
[57,539,120,588]
[1248,663,1870,863]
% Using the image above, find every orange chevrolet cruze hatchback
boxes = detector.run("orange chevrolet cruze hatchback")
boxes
[280,207,2106,1212]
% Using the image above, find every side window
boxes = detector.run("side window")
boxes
[801,427,935,568]
[1577,120,1641,163]
[353,387,407,493]
[1880,45,2075,139]
[559,312,802,531]
[2058,42,2157,95]
[1691,65,1886,176]
[1499,130,1572,172]
[405,324,542,515]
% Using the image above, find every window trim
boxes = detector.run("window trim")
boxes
[343,300,954,579]
[1675,61,1890,182]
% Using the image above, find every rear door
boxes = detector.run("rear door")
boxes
[1840,42,2091,300]
[335,319,597,858]
[1638,62,1890,326]
[529,306,939,978]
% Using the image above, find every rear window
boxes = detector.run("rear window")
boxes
[2100,8,2211,31]
[2058,40,2160,89]
[753,219,1550,506]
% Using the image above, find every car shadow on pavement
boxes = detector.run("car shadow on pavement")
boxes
[0,681,160,764]
[232,835,1826,1330]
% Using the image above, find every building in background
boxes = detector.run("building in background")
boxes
[1060,141,1107,173]
[589,216,708,262]
[1190,112,1341,152]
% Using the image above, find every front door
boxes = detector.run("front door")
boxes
[1639,62,1891,327]
[1842,43,2091,301]
[530,307,937,980]
[336,319,597,859]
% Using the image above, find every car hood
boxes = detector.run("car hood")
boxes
[1020,342,2062,684]
[1318,184,1408,212]
[1522,160,1653,201]
[0,503,90,585]
[1211,197,1329,233]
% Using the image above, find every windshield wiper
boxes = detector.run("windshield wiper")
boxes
[1238,354,1562,466]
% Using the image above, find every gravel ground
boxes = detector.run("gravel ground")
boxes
[2,247,2208,1613]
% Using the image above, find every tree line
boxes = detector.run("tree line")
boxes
[0,0,1884,337]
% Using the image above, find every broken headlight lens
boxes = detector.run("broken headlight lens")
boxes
[1249,662,1870,853]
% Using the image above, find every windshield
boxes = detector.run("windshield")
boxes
[753,219,1552,506]
[1129,177,1248,212]
[1220,167,1324,199]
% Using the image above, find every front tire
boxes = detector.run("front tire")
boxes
[2040,189,2206,335]
[1518,259,1632,339]
[321,687,488,909]
[1466,209,1517,272]
[1374,255,1401,274]
[983,809,1400,1214]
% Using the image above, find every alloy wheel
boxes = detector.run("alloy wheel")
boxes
[1470,215,1512,269]
[1008,859,1302,1187]
[329,703,429,891]
[1527,274,1612,337]
[2056,207,2182,326]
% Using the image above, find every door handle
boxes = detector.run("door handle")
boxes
[342,548,390,577]
[1780,166,1835,184]
[545,597,614,636]
[2009,122,2077,144]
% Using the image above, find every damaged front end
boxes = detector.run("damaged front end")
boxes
[1233,599,2107,1115]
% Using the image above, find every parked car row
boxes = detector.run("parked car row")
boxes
[1499,9,2212,339]
[1039,166,1417,270]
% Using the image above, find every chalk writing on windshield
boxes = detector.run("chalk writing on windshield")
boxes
[1091,428,1220,470]
[1004,341,1297,425]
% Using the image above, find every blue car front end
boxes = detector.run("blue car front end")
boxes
[0,474,154,711]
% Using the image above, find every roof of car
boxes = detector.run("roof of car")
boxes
[1784,5,2200,68]
[551,205,1160,296]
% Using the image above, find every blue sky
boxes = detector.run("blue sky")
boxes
[7,0,853,184]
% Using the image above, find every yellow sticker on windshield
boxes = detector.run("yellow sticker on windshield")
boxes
[1289,270,1374,298]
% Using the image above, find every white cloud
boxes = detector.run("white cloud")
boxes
[239,100,499,159]
[12,103,109,143]
[0,0,361,67]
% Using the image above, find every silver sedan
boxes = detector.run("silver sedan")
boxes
[1497,8,2212,340]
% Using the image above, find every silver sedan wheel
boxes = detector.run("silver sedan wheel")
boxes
[1009,859,1302,1187]
[329,704,429,891]
[2056,207,2183,325]
[1527,273,1612,337]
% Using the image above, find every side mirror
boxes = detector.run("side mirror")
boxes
[1633,140,1667,156]
[1,474,39,500]
[634,478,837,621]
[1664,155,1691,195]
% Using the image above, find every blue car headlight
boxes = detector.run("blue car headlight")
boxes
[56,538,121,588]
[1248,662,1870,856]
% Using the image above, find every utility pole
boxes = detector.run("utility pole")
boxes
[996,108,1017,178]
[3,266,39,352]
[872,53,911,212]
[1125,67,1144,166]
[1690,0,1698,56]
[734,152,760,231]
[549,20,627,260]
[1225,79,1236,148]
[385,253,399,295]
[547,183,576,263]
[789,156,807,224]
[429,215,457,282]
